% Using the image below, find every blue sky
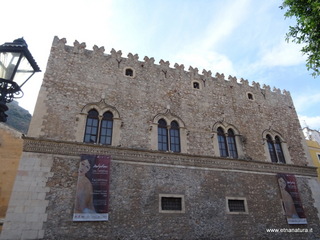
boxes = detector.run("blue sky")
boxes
[1,0,319,129]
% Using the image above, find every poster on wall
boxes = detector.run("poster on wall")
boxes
[276,173,307,224]
[73,154,111,221]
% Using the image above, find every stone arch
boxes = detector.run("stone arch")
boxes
[150,109,187,153]
[75,99,122,146]
[212,121,244,159]
[262,129,291,164]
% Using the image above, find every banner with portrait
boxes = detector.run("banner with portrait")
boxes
[73,154,111,221]
[277,173,307,224]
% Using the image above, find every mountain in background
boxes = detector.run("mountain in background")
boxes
[4,101,32,134]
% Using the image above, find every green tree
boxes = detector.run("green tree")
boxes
[280,0,320,77]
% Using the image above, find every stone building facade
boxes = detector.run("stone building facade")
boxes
[1,36,319,239]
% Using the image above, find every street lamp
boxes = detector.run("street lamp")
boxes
[0,38,41,122]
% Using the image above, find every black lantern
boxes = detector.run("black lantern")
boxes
[0,38,41,122]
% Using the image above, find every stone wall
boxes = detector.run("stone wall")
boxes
[2,36,319,239]
[3,139,320,240]
[0,152,53,240]
[44,154,318,240]
[29,36,307,165]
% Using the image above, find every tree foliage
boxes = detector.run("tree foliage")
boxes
[280,0,320,77]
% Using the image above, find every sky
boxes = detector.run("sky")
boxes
[1,0,319,130]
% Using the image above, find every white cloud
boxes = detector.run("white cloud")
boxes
[294,92,320,113]
[299,115,320,130]
[168,0,252,78]
[259,41,306,67]
[201,0,252,50]
[172,51,236,77]
[295,92,320,130]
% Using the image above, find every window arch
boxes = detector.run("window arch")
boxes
[84,110,114,145]
[214,125,240,159]
[151,110,186,153]
[157,119,181,153]
[264,133,286,163]
[77,100,121,146]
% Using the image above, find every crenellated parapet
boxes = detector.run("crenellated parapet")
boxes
[51,36,291,98]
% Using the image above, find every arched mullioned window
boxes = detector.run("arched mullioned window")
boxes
[158,119,181,153]
[158,119,168,151]
[84,110,114,145]
[84,109,99,143]
[170,121,181,153]
[217,127,228,157]
[266,134,286,163]
[217,127,239,158]
[99,111,113,145]
[227,129,238,158]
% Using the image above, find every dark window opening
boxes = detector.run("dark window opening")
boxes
[267,134,278,163]
[161,197,182,211]
[84,109,99,143]
[158,119,168,151]
[158,119,181,153]
[84,109,114,145]
[227,129,238,158]
[228,199,246,212]
[218,127,228,157]
[99,111,113,145]
[274,136,286,163]
[267,134,285,163]
[247,93,253,100]
[193,82,200,89]
[125,68,133,76]
[217,127,239,158]
[170,121,180,152]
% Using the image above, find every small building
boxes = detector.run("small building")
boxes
[306,139,320,180]
[0,124,23,232]
[1,37,319,240]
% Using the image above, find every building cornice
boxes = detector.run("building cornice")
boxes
[23,137,317,177]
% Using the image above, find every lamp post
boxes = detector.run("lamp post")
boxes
[0,38,41,122]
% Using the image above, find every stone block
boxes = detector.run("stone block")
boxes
[21,230,38,240]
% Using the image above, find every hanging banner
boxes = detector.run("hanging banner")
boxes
[73,154,111,221]
[277,173,307,224]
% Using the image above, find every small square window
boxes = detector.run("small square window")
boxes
[125,68,134,77]
[162,197,182,211]
[193,82,200,89]
[228,200,245,212]
[247,93,254,100]
[226,197,248,214]
[159,194,185,213]
[317,153,320,161]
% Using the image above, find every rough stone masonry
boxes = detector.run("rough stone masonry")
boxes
[1,36,319,240]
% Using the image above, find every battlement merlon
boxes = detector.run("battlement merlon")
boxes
[51,36,292,100]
